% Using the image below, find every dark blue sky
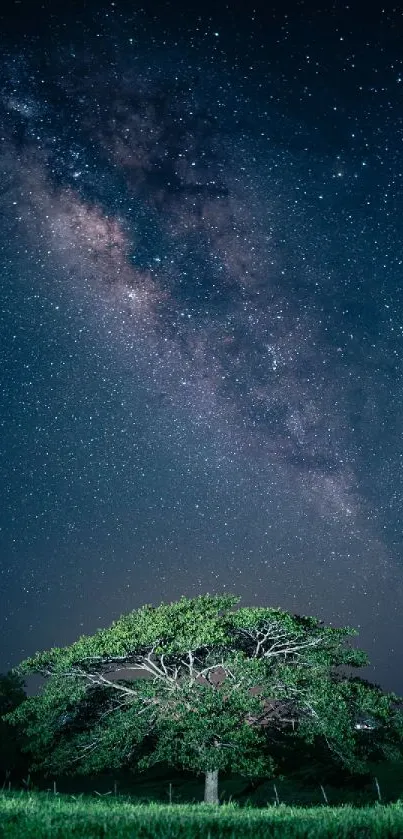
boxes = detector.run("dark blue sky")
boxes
[1,0,403,692]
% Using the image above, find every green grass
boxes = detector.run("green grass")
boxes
[1,792,403,838]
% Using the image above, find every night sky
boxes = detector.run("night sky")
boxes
[1,0,403,693]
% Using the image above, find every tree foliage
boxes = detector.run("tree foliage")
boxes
[0,672,27,777]
[6,594,403,789]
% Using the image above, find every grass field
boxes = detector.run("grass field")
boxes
[1,792,403,838]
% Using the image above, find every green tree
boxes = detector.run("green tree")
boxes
[0,672,27,781]
[6,594,403,804]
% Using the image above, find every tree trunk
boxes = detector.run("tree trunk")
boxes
[204,769,219,804]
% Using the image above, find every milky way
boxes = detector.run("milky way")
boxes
[1,5,403,690]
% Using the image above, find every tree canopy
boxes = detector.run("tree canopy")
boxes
[6,594,403,803]
[0,672,27,779]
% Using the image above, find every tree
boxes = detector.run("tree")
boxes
[6,594,403,804]
[0,672,26,717]
[0,672,27,781]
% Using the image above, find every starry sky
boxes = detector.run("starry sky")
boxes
[1,0,403,693]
